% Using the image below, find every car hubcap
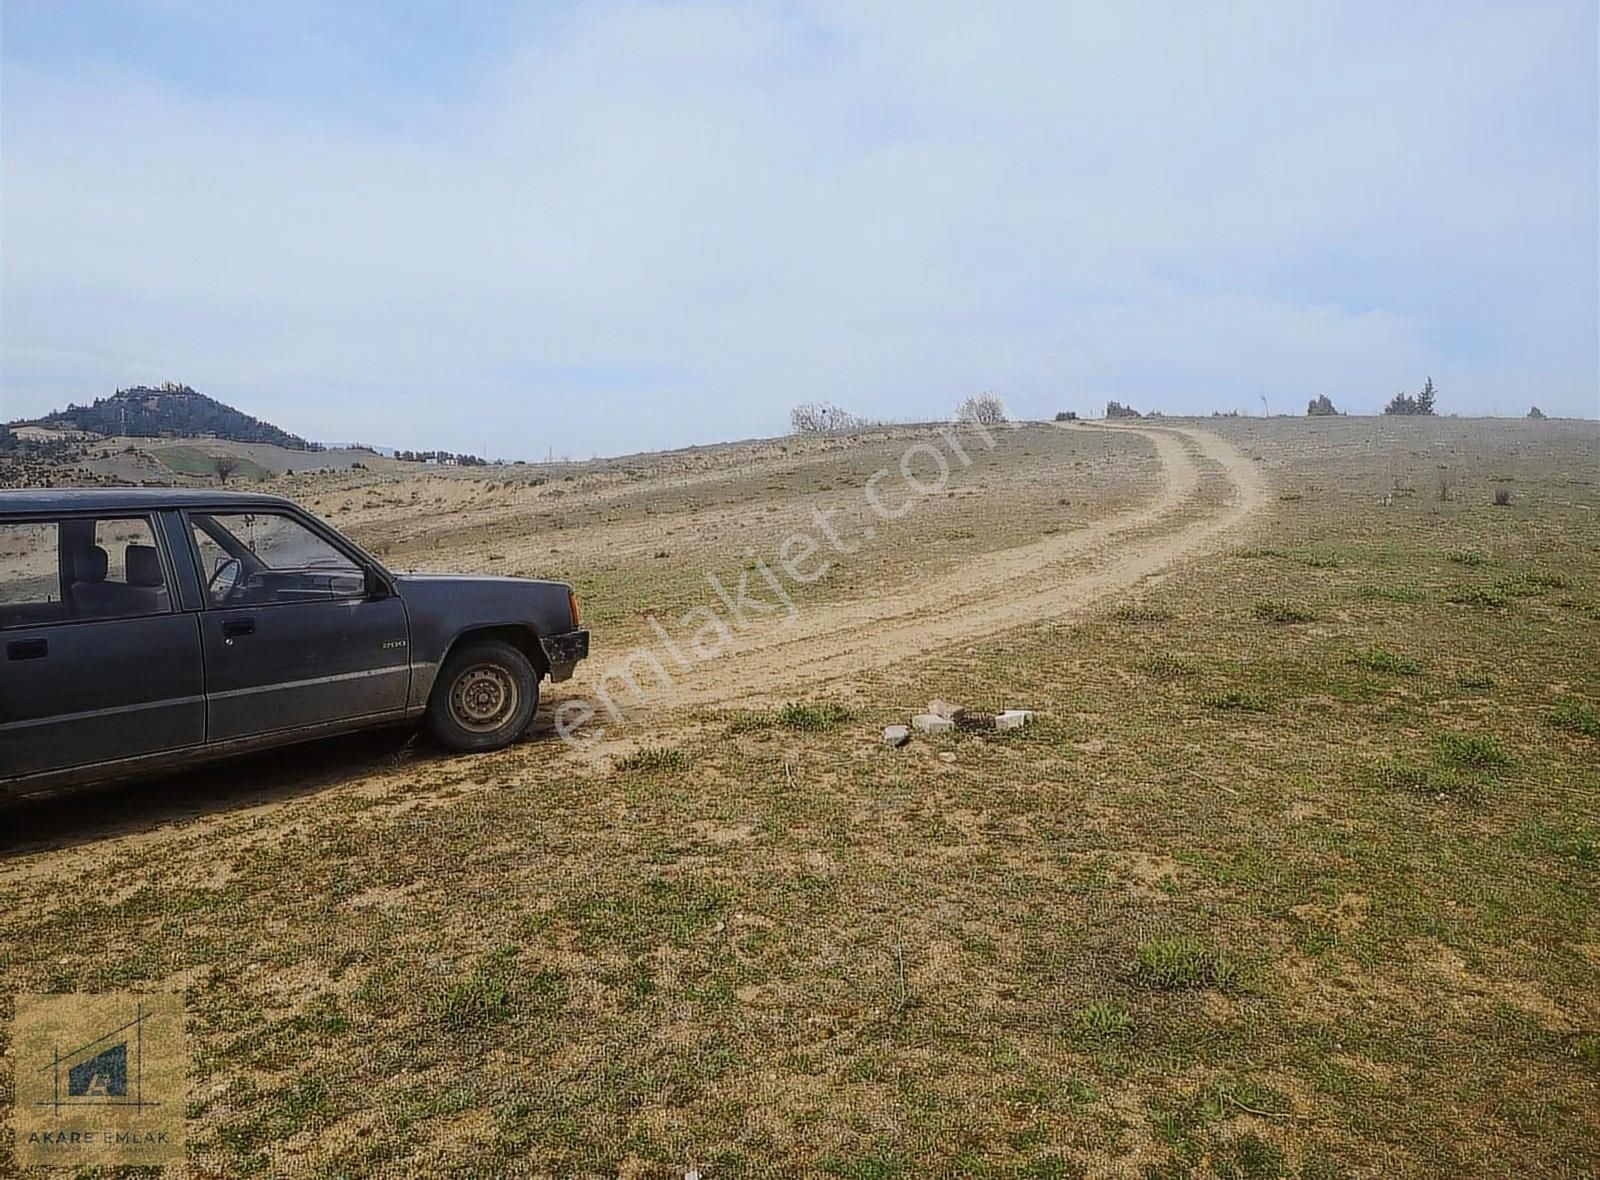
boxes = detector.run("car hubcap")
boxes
[449,663,519,733]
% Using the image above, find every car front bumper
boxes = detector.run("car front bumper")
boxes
[540,628,590,681]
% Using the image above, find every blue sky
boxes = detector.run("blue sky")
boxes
[2,1,1595,457]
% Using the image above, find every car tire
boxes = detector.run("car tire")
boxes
[427,639,540,753]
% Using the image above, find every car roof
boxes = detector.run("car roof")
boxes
[0,487,301,515]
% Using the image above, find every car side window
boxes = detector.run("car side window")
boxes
[64,516,173,622]
[192,512,365,606]
[0,521,66,628]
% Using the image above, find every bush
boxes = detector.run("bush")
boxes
[1105,400,1142,419]
[1527,406,1546,419]
[1306,394,1338,416]
[1493,488,1512,507]
[790,402,859,433]
[957,393,1007,425]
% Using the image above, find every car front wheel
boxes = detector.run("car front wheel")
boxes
[428,639,540,752]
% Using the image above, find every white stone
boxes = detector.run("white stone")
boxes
[927,698,966,720]
[995,709,1035,730]
[912,713,955,733]
[882,725,911,748]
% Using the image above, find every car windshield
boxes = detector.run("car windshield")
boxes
[191,511,365,605]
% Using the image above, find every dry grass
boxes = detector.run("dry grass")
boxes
[1,416,1597,1177]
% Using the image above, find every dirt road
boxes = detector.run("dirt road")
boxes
[565,422,1269,717]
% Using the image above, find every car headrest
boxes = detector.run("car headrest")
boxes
[126,544,163,587]
[72,545,109,583]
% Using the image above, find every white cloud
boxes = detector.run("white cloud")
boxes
[2,1,1594,453]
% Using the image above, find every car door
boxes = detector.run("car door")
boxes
[0,513,205,781]
[186,509,410,742]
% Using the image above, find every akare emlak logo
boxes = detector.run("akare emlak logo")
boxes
[12,992,187,1167]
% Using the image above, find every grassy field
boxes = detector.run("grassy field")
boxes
[0,417,1596,1178]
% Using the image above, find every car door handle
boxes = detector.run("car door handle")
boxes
[222,619,256,639]
[6,638,48,661]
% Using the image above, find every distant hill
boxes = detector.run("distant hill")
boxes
[18,383,322,451]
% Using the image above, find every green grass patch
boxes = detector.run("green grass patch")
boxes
[1074,1001,1135,1038]
[153,445,271,482]
[1348,646,1421,675]
[1548,699,1600,738]
[1130,935,1240,991]
[1447,548,1490,567]
[1447,585,1508,607]
[1434,732,1511,771]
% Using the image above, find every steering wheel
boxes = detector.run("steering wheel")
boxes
[209,557,243,601]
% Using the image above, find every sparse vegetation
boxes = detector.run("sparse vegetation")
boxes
[1074,1001,1135,1037]
[1349,646,1421,675]
[1110,601,1172,623]
[1204,688,1270,712]
[790,401,861,433]
[1384,376,1439,416]
[1130,935,1239,991]
[1548,699,1599,738]
[2,416,1596,1176]
[615,745,689,772]
[956,392,1007,425]
[1252,599,1317,624]
[775,701,851,730]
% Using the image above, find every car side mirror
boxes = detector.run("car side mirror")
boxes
[364,568,391,600]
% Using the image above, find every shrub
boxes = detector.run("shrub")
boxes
[957,393,1007,425]
[1130,936,1239,991]
[790,402,859,433]
[1105,400,1143,419]
[1253,600,1317,624]
[1493,488,1512,507]
[1527,406,1546,420]
[1447,548,1489,566]
[1306,394,1338,416]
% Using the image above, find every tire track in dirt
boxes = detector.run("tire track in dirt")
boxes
[570,422,1268,716]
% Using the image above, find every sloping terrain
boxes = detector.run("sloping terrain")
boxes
[0,417,1596,1178]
